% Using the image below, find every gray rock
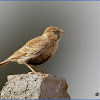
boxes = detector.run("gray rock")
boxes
[0,73,70,99]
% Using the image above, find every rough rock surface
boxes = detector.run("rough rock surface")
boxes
[0,73,70,99]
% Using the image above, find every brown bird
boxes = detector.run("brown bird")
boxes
[0,26,65,74]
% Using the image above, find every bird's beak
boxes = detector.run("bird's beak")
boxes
[60,29,66,35]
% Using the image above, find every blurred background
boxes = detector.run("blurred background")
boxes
[0,1,100,99]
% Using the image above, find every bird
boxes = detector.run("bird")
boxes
[0,26,66,74]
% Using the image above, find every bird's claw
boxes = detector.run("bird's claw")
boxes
[28,71,44,75]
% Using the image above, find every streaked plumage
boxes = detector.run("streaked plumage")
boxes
[0,26,65,73]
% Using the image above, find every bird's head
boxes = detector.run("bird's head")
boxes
[42,26,66,41]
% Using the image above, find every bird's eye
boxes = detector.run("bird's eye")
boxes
[52,31,56,34]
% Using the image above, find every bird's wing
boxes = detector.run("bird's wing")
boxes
[8,36,49,60]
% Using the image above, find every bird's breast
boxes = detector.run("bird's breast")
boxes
[26,41,58,65]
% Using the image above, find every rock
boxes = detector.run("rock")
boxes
[0,73,70,99]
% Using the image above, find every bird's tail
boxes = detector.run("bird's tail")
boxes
[0,59,10,67]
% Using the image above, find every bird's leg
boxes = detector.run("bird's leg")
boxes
[33,65,45,73]
[25,63,36,74]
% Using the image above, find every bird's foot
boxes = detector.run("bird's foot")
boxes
[28,71,44,75]
[28,72,33,74]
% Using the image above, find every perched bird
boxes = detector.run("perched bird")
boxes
[0,26,65,73]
